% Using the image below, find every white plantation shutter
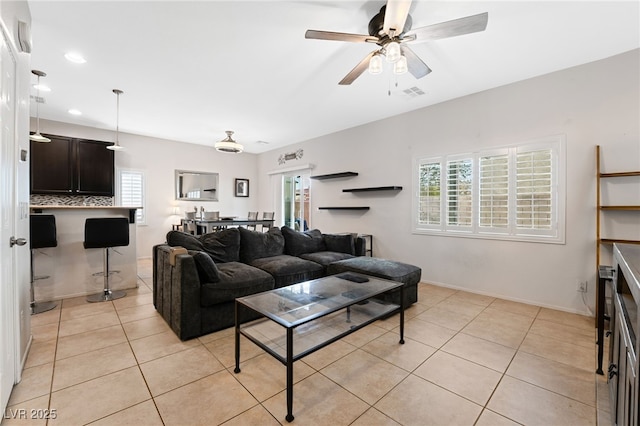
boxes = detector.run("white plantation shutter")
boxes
[119,170,145,224]
[479,153,509,230]
[446,158,472,229]
[418,161,441,227]
[516,148,553,232]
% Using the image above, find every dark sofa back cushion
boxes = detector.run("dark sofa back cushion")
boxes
[281,226,326,256]
[239,227,285,263]
[166,230,204,251]
[323,233,355,255]
[166,229,240,263]
[188,250,221,283]
[199,228,240,263]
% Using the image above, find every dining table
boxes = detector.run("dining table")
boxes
[182,217,275,234]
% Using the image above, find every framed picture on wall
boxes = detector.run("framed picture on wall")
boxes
[235,178,249,197]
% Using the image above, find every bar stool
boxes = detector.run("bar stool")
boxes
[84,217,129,302]
[29,214,58,314]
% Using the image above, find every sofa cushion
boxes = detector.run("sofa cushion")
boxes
[300,251,355,268]
[188,250,220,283]
[199,228,240,263]
[200,262,275,306]
[281,226,325,256]
[239,227,285,263]
[166,230,204,251]
[249,255,324,288]
[323,233,355,255]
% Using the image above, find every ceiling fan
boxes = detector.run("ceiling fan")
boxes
[305,0,488,85]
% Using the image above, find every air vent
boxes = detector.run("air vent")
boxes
[402,86,426,98]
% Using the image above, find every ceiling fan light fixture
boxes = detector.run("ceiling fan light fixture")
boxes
[29,70,51,143]
[394,55,408,75]
[106,89,125,151]
[368,54,383,75]
[385,41,401,63]
[215,130,244,153]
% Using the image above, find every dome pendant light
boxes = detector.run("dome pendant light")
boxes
[215,130,244,153]
[107,89,125,151]
[29,70,51,143]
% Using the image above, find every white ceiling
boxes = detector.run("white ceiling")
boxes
[28,1,640,154]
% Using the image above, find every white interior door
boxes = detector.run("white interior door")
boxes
[0,27,18,411]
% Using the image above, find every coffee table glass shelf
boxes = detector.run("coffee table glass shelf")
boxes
[234,273,405,422]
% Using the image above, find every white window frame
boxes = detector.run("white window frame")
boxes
[412,135,566,244]
[116,168,145,225]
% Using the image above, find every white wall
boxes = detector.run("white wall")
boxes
[258,49,640,315]
[34,119,261,258]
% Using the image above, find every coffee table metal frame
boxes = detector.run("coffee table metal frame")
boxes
[234,274,404,422]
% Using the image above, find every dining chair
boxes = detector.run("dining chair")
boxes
[247,211,258,230]
[203,211,223,232]
[262,211,275,232]
[184,212,197,234]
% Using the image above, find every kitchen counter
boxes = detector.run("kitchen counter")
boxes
[30,206,140,301]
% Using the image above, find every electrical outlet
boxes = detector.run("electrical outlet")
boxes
[578,281,588,293]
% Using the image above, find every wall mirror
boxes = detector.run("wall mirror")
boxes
[175,170,219,201]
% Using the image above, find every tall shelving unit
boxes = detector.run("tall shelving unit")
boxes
[596,145,640,269]
[595,145,640,373]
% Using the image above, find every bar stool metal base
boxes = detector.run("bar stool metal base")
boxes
[87,289,127,303]
[31,301,57,315]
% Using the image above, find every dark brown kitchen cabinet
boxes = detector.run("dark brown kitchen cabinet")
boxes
[30,134,115,196]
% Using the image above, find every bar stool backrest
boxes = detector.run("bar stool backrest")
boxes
[30,214,57,249]
[84,217,130,249]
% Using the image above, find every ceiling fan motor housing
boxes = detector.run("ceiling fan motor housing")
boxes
[368,5,412,37]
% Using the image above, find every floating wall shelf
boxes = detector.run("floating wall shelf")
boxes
[342,186,403,192]
[310,172,358,180]
[318,207,370,211]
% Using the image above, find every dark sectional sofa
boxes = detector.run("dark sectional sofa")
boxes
[153,226,421,340]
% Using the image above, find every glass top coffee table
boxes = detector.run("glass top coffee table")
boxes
[234,272,405,422]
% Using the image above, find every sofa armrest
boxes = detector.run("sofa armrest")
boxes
[153,244,202,340]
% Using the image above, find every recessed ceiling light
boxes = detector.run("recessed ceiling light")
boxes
[68,109,82,116]
[32,84,50,92]
[64,52,86,64]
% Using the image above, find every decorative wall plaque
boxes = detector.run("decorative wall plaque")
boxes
[278,149,303,165]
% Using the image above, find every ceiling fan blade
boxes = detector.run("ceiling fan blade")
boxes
[400,46,432,79]
[405,12,488,43]
[305,29,377,43]
[339,51,376,85]
[383,0,412,36]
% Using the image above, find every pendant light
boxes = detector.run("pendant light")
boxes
[107,89,125,151]
[29,70,51,143]
[215,130,243,153]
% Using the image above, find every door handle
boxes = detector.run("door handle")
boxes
[10,237,27,247]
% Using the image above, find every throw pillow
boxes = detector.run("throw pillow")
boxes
[199,228,241,263]
[166,230,204,251]
[323,233,355,255]
[238,227,285,263]
[281,226,325,256]
[188,250,221,283]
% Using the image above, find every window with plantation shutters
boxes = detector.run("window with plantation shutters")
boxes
[479,152,509,230]
[417,161,441,227]
[413,136,565,243]
[118,169,145,224]
[516,148,552,231]
[446,158,472,228]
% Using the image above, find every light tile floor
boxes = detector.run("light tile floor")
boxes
[4,258,612,425]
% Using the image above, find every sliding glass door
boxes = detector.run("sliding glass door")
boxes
[283,173,311,231]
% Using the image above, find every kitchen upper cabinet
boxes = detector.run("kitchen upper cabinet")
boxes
[76,139,114,195]
[30,134,115,196]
